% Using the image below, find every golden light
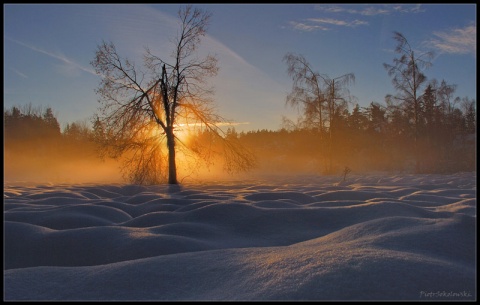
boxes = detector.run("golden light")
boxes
[145,121,198,146]
[174,123,195,144]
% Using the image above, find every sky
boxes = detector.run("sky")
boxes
[4,4,477,132]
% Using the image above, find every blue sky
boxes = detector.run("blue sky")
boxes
[4,4,476,132]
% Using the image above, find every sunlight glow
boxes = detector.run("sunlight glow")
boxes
[174,123,195,144]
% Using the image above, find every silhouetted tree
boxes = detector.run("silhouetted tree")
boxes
[365,102,387,134]
[324,74,355,134]
[64,120,92,142]
[345,104,368,159]
[460,97,476,134]
[348,104,367,131]
[283,53,325,135]
[437,80,457,118]
[384,31,434,172]
[416,83,438,171]
[283,52,355,173]
[43,107,60,134]
[422,84,436,131]
[91,5,255,184]
[4,104,61,141]
[383,98,410,169]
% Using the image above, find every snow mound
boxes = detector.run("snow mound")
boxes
[4,172,476,301]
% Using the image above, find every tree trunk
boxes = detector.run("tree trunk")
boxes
[166,127,178,184]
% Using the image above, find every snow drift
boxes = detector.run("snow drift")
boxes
[4,172,476,301]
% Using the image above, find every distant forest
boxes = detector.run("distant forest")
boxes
[4,91,476,182]
[4,104,119,182]
[237,97,475,174]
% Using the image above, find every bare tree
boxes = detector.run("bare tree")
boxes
[438,80,458,117]
[91,5,255,184]
[283,53,325,136]
[283,52,355,172]
[323,74,356,139]
[283,53,355,134]
[384,31,434,172]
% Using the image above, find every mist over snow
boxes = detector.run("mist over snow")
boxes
[4,172,476,301]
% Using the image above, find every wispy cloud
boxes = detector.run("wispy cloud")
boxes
[289,4,402,32]
[289,21,329,32]
[6,36,97,76]
[314,4,424,16]
[289,16,368,32]
[392,4,425,14]
[315,5,389,16]
[10,67,28,79]
[425,24,476,56]
[289,4,426,32]
[307,17,368,28]
[357,6,391,16]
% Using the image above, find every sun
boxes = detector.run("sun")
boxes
[145,121,196,144]
[174,123,195,144]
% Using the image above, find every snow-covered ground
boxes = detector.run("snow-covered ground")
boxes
[4,172,476,301]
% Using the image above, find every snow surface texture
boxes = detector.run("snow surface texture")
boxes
[4,172,476,301]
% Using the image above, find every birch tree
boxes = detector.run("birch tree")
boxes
[384,31,434,172]
[91,5,255,184]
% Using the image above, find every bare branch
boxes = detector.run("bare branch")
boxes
[91,6,252,184]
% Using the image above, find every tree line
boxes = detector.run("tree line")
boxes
[3,104,114,183]
[278,31,475,174]
[3,81,475,183]
[4,104,97,157]
[225,91,475,175]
